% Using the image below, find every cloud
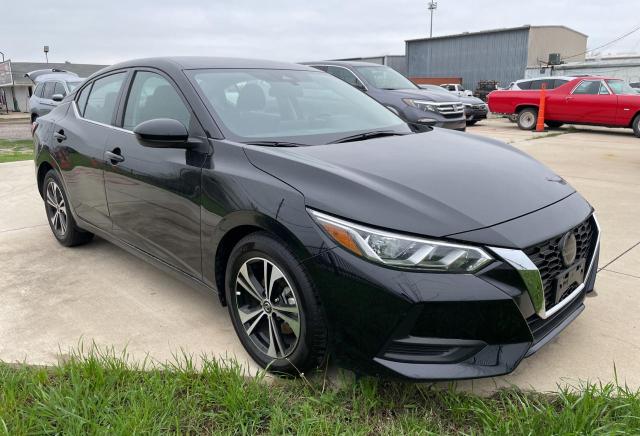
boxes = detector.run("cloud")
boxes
[3,0,638,65]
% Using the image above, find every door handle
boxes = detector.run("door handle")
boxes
[565,96,574,101]
[53,130,66,142]
[105,149,125,164]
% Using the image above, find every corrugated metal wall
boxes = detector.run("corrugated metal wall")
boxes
[406,28,530,91]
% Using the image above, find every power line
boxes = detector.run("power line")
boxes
[562,23,640,61]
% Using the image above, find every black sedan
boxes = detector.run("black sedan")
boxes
[33,57,600,380]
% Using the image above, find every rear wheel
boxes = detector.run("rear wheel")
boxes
[632,114,640,138]
[225,232,327,375]
[517,108,538,130]
[43,170,94,247]
[545,121,564,129]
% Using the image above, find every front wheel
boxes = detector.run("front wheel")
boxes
[517,108,538,130]
[466,120,478,126]
[225,232,328,375]
[632,114,640,138]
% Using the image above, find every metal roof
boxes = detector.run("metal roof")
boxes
[405,25,588,43]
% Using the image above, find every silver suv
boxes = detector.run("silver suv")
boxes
[27,69,84,121]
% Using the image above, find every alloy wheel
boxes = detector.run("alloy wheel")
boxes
[234,257,301,359]
[46,180,68,236]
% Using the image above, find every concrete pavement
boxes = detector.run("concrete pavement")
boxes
[1,118,638,392]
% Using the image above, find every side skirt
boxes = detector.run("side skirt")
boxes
[75,217,220,300]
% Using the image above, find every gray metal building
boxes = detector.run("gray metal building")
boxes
[406,25,588,91]
[331,55,407,76]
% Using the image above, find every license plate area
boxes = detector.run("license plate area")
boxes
[554,259,586,304]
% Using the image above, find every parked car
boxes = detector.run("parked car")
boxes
[303,61,466,131]
[34,57,600,380]
[27,69,85,122]
[488,76,640,136]
[508,77,575,91]
[440,83,473,97]
[419,84,488,125]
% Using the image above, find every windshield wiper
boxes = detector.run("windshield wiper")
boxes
[243,141,304,147]
[330,130,409,144]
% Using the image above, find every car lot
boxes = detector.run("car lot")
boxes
[1,117,638,392]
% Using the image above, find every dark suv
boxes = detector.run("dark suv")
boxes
[303,61,466,131]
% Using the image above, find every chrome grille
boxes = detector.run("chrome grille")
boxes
[434,102,464,115]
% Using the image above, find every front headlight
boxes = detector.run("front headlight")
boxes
[403,98,437,113]
[309,209,493,273]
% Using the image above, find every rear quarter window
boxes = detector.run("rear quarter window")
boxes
[517,81,532,90]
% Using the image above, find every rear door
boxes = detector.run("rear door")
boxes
[103,68,208,278]
[53,71,129,231]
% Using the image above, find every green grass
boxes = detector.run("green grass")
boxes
[0,139,33,163]
[1,348,638,435]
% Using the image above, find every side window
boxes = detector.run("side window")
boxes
[53,82,66,97]
[518,81,532,90]
[310,65,328,72]
[326,67,364,89]
[599,82,610,95]
[553,79,569,88]
[572,80,601,95]
[34,83,44,97]
[123,71,191,131]
[76,84,91,116]
[43,82,56,100]
[83,72,126,124]
[543,79,556,89]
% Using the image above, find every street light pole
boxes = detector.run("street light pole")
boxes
[428,1,438,38]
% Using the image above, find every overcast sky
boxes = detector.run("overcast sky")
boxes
[3,0,640,65]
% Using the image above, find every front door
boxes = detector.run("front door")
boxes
[103,69,209,278]
[563,80,618,124]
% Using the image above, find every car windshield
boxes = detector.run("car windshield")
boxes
[66,81,83,92]
[606,80,637,95]
[354,66,418,90]
[188,68,410,144]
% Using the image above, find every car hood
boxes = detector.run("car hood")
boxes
[244,129,575,238]
[384,88,461,102]
[459,96,485,105]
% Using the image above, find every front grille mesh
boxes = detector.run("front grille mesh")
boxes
[524,216,597,310]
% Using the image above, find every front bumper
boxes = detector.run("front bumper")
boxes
[302,209,599,381]
[403,106,467,132]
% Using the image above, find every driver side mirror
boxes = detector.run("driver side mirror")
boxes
[133,118,190,148]
[52,94,64,102]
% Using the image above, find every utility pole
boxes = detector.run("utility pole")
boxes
[428,1,438,38]
[44,45,49,63]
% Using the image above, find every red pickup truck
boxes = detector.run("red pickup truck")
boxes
[488,76,640,137]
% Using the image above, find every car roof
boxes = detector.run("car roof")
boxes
[301,60,386,68]
[105,56,316,72]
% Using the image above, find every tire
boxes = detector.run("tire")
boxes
[43,170,94,247]
[545,121,564,129]
[508,114,517,123]
[466,120,478,126]
[225,231,328,375]
[632,114,640,138]
[517,108,538,130]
